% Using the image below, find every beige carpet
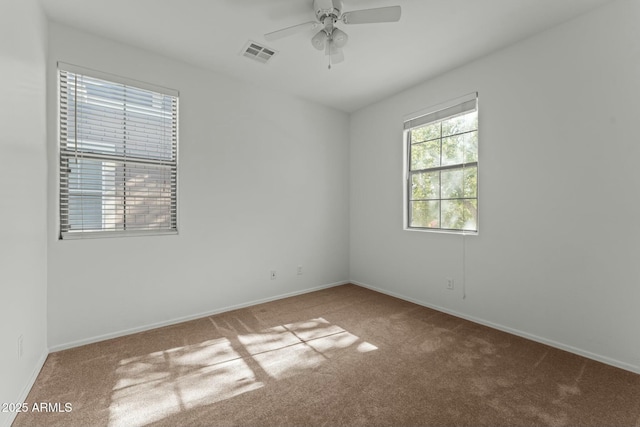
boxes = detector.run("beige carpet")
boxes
[14,284,640,426]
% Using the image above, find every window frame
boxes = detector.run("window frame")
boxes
[403,93,479,234]
[57,62,179,240]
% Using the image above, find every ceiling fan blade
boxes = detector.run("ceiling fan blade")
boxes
[265,21,319,41]
[341,6,401,25]
[315,0,335,10]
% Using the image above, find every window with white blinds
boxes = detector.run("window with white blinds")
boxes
[59,64,178,239]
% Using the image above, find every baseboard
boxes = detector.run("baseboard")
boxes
[351,280,640,375]
[49,280,349,352]
[3,352,48,427]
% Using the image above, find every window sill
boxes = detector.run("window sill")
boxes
[59,229,178,240]
[404,227,478,236]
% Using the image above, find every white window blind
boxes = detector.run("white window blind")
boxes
[59,65,178,239]
[404,96,477,131]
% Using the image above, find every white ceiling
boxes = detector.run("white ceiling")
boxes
[39,0,613,113]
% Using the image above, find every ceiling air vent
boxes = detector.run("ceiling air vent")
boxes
[242,41,277,64]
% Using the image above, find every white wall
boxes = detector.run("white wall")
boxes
[350,0,640,373]
[46,24,350,349]
[0,0,49,426]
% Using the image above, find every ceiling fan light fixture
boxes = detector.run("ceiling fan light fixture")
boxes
[311,30,327,50]
[331,28,348,48]
[325,41,338,56]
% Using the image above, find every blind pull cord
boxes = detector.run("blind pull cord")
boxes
[462,135,467,300]
[74,74,78,163]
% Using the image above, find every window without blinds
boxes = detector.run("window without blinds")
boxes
[404,94,478,232]
[59,66,178,239]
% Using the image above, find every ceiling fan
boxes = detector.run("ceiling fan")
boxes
[264,0,401,68]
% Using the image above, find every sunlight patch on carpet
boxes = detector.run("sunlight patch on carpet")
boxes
[108,338,262,426]
[108,317,377,426]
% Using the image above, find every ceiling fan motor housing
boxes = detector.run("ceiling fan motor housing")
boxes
[314,0,342,21]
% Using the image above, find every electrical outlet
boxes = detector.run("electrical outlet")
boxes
[270,270,277,280]
[18,335,23,360]
[446,278,454,290]
[297,265,303,275]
